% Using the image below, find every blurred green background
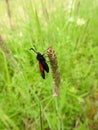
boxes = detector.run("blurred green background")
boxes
[0,0,98,130]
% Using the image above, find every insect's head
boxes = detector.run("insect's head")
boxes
[30,45,42,60]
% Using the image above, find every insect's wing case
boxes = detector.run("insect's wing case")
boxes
[42,61,49,73]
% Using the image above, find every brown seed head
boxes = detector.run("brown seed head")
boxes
[47,46,61,96]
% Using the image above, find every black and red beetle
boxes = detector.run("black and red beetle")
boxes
[30,46,49,79]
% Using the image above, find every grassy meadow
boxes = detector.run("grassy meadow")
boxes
[0,0,98,129]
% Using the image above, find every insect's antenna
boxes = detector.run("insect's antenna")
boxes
[33,45,37,52]
[29,47,37,54]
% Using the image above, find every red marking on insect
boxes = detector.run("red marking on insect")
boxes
[39,62,45,79]
[39,62,44,72]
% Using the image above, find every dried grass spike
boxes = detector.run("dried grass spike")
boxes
[47,46,61,96]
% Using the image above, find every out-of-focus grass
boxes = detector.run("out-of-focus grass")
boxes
[0,0,98,129]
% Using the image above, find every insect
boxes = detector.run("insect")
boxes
[30,46,49,79]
